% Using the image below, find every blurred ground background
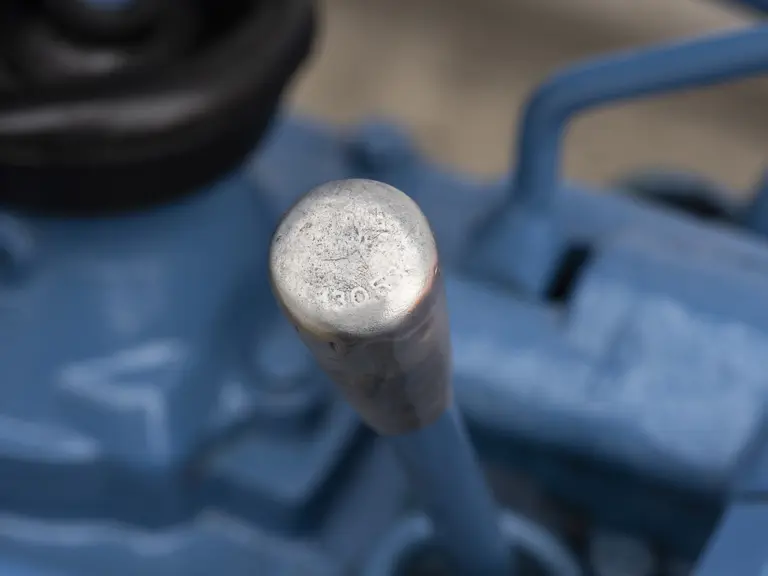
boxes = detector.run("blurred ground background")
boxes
[288,0,766,193]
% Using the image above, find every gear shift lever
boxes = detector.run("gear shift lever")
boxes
[269,179,511,575]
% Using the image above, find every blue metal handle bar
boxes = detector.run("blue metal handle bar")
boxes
[513,25,768,214]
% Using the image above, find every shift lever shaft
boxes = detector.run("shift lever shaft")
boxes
[269,179,510,574]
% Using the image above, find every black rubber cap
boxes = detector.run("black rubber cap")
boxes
[0,0,316,214]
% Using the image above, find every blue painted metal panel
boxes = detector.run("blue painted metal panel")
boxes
[694,504,768,576]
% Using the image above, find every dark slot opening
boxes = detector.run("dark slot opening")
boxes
[544,245,592,304]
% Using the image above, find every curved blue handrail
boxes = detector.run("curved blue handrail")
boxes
[513,25,768,214]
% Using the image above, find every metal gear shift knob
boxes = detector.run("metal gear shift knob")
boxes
[269,179,510,575]
[268,178,451,435]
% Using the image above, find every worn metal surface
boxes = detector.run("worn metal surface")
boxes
[269,179,451,436]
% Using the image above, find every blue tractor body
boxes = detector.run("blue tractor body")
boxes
[0,2,766,574]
